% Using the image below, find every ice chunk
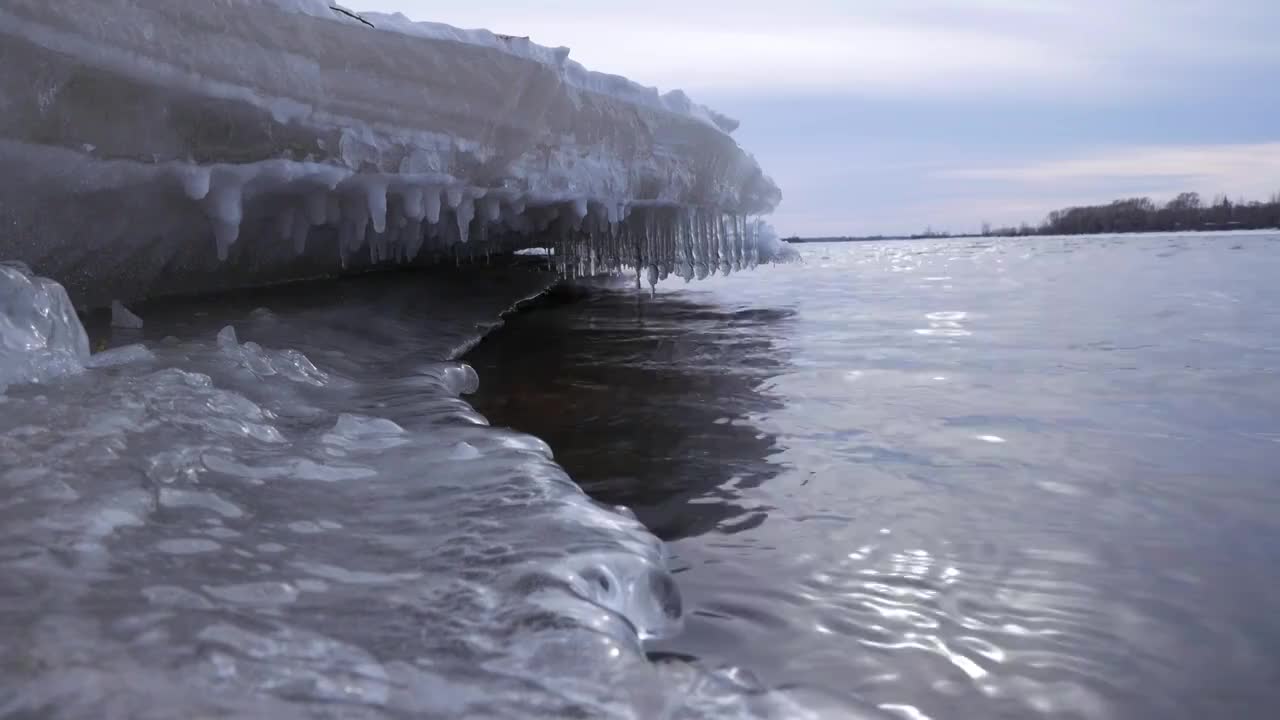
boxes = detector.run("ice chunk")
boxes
[110,300,144,329]
[216,325,330,386]
[0,262,90,390]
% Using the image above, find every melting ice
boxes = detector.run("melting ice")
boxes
[0,265,832,719]
[0,1,817,715]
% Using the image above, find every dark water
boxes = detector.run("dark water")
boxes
[467,233,1280,719]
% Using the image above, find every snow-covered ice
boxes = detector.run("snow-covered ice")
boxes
[0,0,782,306]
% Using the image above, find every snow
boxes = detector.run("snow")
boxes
[0,0,782,307]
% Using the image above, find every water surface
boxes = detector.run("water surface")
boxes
[467,232,1280,719]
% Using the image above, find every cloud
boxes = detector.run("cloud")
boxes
[361,0,1279,99]
[355,1,1280,236]
[939,143,1280,200]
[494,21,1086,95]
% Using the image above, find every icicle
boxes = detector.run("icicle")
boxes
[176,165,212,201]
[425,187,443,224]
[456,195,475,244]
[325,194,342,226]
[403,186,425,221]
[276,207,296,242]
[337,222,353,268]
[291,215,310,254]
[204,181,243,261]
[718,214,731,276]
[365,179,389,234]
[305,191,328,226]
[445,187,464,210]
[405,220,424,260]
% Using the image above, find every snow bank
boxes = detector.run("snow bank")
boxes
[0,0,781,306]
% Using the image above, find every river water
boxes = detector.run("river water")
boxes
[2,233,1279,718]
[467,232,1280,719]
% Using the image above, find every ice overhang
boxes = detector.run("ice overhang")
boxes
[0,0,782,306]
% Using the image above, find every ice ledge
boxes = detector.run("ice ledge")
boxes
[0,0,781,306]
[317,3,743,134]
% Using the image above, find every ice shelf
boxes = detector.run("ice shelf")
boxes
[0,0,784,307]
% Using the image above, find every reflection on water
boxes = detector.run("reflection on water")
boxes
[468,233,1280,719]
[466,284,793,541]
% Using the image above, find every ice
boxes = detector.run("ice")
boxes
[0,0,781,306]
[111,300,144,329]
[0,262,90,390]
[0,267,816,717]
[85,344,154,370]
[217,325,331,386]
[0,2,808,712]
[417,186,440,220]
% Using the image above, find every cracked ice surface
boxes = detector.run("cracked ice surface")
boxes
[0,0,782,306]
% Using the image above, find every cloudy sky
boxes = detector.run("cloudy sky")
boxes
[363,1,1279,236]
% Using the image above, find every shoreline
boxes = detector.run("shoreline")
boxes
[787,227,1280,244]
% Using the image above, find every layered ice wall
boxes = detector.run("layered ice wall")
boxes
[0,0,782,306]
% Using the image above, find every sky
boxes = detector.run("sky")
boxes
[359,1,1280,236]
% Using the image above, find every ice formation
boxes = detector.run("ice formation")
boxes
[111,300,144,329]
[0,267,834,718]
[0,0,782,306]
[0,261,89,389]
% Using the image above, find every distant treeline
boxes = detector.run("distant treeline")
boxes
[983,192,1280,237]
[784,192,1280,243]
[786,230,959,243]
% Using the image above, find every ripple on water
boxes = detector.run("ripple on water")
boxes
[143,585,214,610]
[155,538,222,555]
[203,582,300,607]
[915,311,973,337]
